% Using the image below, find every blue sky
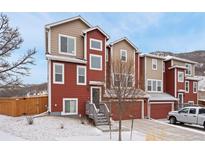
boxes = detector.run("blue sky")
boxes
[5,12,205,84]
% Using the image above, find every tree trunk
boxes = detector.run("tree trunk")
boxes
[118,101,122,141]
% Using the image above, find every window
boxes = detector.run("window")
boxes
[77,66,86,85]
[185,63,192,75]
[90,39,102,51]
[147,79,162,92]
[189,108,196,114]
[152,59,157,70]
[178,71,184,82]
[63,98,78,115]
[53,63,64,84]
[199,108,205,114]
[127,76,133,87]
[147,80,152,91]
[120,50,127,62]
[90,54,102,70]
[193,82,197,93]
[59,34,76,55]
[179,108,189,114]
[114,74,120,87]
[157,81,162,91]
[113,74,133,87]
[185,81,189,93]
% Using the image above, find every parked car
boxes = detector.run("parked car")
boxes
[168,107,205,129]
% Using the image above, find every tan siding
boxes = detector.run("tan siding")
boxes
[50,19,89,59]
[112,40,135,73]
[146,57,163,80]
[140,57,145,90]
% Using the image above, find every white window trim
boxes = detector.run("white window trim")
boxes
[120,49,127,62]
[178,71,184,82]
[147,79,162,93]
[89,54,102,71]
[193,82,197,93]
[185,81,189,93]
[53,63,64,84]
[90,38,102,51]
[152,59,157,70]
[62,98,78,115]
[76,65,86,85]
[58,34,76,56]
[185,63,192,76]
[90,86,102,104]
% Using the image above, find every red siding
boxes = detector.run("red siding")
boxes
[87,29,106,82]
[184,80,197,103]
[51,61,89,115]
[150,104,172,119]
[165,62,175,96]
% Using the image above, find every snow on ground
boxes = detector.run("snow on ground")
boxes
[0,115,145,141]
[0,130,25,141]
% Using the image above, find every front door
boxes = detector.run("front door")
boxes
[178,93,184,108]
[91,87,101,109]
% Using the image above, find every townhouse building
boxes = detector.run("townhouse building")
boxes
[163,56,200,108]
[140,54,177,119]
[45,16,199,123]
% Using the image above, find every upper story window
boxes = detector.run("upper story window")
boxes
[53,63,64,84]
[90,38,102,51]
[59,34,76,55]
[185,63,192,75]
[90,54,102,71]
[120,49,127,62]
[193,82,197,93]
[178,71,184,82]
[147,79,162,92]
[77,66,86,85]
[185,81,189,93]
[152,59,157,70]
[113,73,133,87]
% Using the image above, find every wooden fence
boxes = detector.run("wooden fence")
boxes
[0,96,48,116]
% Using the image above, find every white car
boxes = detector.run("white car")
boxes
[168,106,205,129]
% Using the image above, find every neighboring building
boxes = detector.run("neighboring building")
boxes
[140,54,177,119]
[164,56,200,108]
[45,16,200,122]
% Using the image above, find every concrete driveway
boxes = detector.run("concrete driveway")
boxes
[121,119,205,141]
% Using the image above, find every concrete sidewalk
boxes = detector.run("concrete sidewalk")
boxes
[0,131,25,141]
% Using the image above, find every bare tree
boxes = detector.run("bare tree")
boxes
[0,13,36,88]
[105,59,144,141]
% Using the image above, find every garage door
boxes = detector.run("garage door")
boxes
[150,103,172,119]
[110,101,142,120]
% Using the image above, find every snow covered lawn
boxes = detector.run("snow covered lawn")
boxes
[0,115,145,141]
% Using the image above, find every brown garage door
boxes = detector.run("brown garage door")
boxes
[150,103,172,119]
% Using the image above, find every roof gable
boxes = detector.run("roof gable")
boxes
[110,37,139,52]
[83,26,110,39]
[45,15,92,29]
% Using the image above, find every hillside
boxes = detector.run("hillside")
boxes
[151,50,205,76]
[0,83,47,97]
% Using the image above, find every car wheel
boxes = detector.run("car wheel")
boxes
[204,122,205,130]
[180,122,184,125]
[170,117,176,124]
